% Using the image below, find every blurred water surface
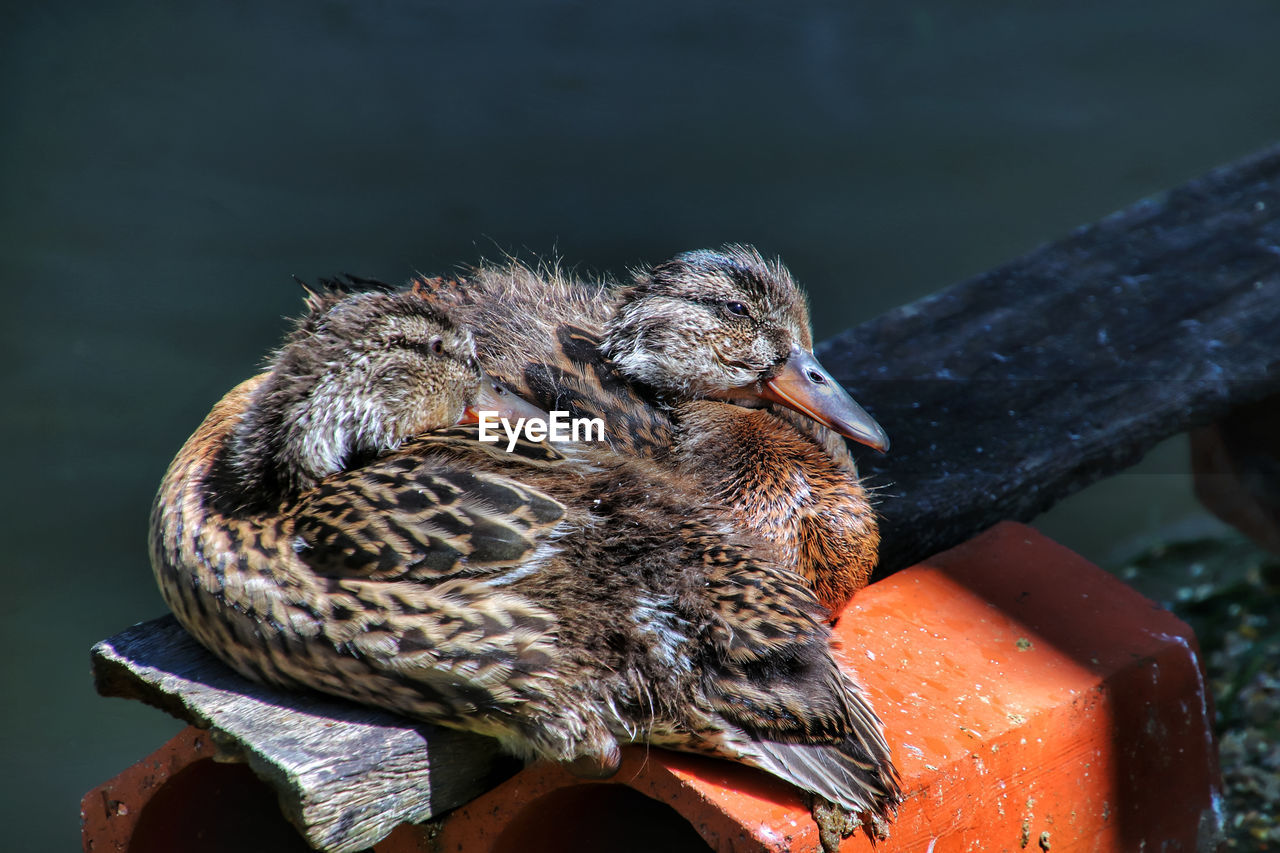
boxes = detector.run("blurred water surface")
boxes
[4,1,1279,848]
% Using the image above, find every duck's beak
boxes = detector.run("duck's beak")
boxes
[460,374,550,425]
[758,348,890,452]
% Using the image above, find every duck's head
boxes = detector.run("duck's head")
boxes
[602,245,889,452]
[227,287,542,501]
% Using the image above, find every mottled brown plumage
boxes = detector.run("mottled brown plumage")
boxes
[416,246,886,612]
[675,401,881,609]
[150,286,900,836]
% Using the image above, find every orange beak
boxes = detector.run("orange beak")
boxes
[758,348,889,452]
[460,374,549,425]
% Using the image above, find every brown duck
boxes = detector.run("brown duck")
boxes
[416,245,888,612]
[150,286,901,841]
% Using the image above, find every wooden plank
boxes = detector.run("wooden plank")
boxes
[91,144,1280,849]
[92,617,512,853]
[821,142,1280,573]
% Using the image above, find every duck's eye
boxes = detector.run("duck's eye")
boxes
[430,338,444,355]
[724,301,750,317]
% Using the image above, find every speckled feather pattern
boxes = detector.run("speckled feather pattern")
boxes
[418,246,880,613]
[149,287,901,825]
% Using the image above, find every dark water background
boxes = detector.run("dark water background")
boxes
[4,2,1280,849]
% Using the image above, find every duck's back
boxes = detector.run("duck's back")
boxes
[416,266,676,457]
[415,263,882,612]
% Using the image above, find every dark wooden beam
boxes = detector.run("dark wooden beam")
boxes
[821,143,1280,573]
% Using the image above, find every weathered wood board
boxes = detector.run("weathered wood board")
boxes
[93,617,513,853]
[821,143,1280,572]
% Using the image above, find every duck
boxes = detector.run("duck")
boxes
[414,245,887,612]
[150,284,901,844]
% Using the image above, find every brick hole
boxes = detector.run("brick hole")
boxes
[129,759,312,853]
[491,783,712,853]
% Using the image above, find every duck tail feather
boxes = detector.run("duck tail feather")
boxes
[749,738,902,820]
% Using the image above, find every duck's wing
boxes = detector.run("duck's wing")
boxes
[281,434,574,723]
[415,268,675,457]
[702,550,902,817]
[290,433,568,584]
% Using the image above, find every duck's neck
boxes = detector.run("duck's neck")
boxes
[764,404,860,475]
[674,399,858,476]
